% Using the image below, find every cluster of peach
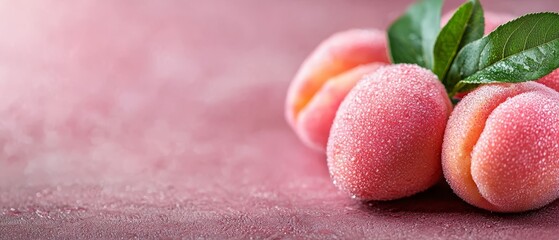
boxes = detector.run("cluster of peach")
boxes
[285,13,559,212]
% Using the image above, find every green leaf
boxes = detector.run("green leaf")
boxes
[387,0,443,69]
[433,0,484,82]
[447,12,559,89]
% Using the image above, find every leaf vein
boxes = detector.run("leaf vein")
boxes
[502,17,528,59]
[468,39,559,82]
[478,40,490,73]
[543,19,554,42]
[523,16,543,50]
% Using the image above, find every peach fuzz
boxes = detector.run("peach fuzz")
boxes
[538,68,559,92]
[442,82,559,212]
[285,29,389,150]
[327,64,452,200]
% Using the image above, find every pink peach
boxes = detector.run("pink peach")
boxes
[327,64,452,200]
[442,82,559,212]
[538,68,559,92]
[285,29,389,150]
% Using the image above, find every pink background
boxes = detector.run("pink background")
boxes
[1,0,559,238]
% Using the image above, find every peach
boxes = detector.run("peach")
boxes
[327,64,452,200]
[285,29,389,150]
[538,68,559,92]
[442,82,559,212]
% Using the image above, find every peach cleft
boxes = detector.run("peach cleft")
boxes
[285,29,389,150]
[442,82,559,212]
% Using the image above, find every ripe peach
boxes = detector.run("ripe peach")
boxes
[285,29,389,150]
[327,64,452,200]
[538,68,559,92]
[442,82,559,212]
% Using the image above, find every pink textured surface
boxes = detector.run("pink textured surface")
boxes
[1,0,559,239]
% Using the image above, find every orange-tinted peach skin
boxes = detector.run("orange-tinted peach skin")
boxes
[327,64,452,200]
[285,29,389,150]
[442,82,559,212]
